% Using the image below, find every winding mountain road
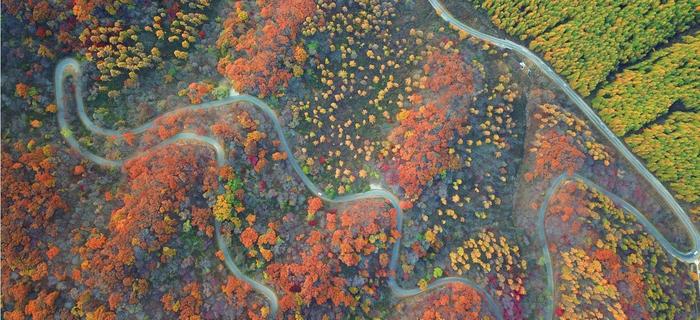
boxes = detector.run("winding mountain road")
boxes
[54,2,700,318]
[426,0,700,317]
[428,0,699,257]
[537,174,700,319]
[55,58,503,319]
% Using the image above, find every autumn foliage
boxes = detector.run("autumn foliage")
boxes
[185,82,214,104]
[2,142,68,319]
[526,129,584,181]
[393,283,486,320]
[265,199,397,315]
[545,182,697,318]
[626,112,700,203]
[73,144,218,312]
[423,50,474,105]
[217,0,316,96]
[474,0,697,96]
[388,103,468,200]
[525,103,611,182]
[386,48,474,200]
